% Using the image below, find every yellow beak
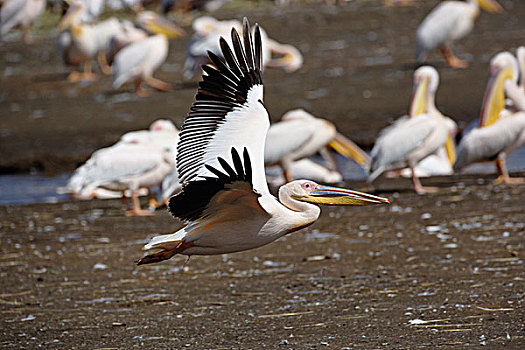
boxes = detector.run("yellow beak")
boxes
[444,136,457,166]
[478,0,503,14]
[294,185,390,206]
[409,76,429,118]
[328,133,370,166]
[479,66,514,127]
[144,16,185,39]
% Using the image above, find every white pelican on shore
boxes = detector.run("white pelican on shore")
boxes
[106,19,148,65]
[137,19,389,265]
[454,52,525,184]
[518,47,525,93]
[266,159,343,187]
[62,120,179,214]
[58,1,124,81]
[183,16,302,79]
[416,0,503,68]
[368,66,457,193]
[0,0,45,44]
[265,109,370,183]
[112,11,185,97]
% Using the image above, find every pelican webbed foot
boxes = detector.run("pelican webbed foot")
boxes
[125,191,155,216]
[145,77,173,92]
[440,47,468,69]
[493,176,525,185]
[67,71,97,82]
[411,167,438,194]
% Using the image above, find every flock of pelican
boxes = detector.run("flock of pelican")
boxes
[2,1,524,259]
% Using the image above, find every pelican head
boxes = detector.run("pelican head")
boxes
[285,180,390,206]
[58,0,84,32]
[409,65,439,117]
[479,52,518,126]
[137,11,185,39]
[149,119,178,132]
[266,40,303,72]
[476,0,503,14]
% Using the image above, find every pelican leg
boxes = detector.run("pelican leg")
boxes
[440,46,468,69]
[136,240,194,265]
[126,191,155,216]
[68,62,97,82]
[97,52,112,75]
[121,190,132,211]
[493,158,525,185]
[145,77,173,92]
[135,79,151,97]
[411,167,438,194]
[22,26,34,45]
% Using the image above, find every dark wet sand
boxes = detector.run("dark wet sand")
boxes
[1,174,524,349]
[1,1,525,348]
[1,0,524,174]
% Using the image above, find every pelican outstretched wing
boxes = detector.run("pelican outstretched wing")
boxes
[170,18,269,222]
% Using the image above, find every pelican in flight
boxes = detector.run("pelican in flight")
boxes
[137,19,389,265]
[112,11,185,96]
[183,16,303,79]
[368,66,457,193]
[63,120,178,214]
[0,0,45,44]
[416,0,503,68]
[454,52,525,184]
[265,109,370,183]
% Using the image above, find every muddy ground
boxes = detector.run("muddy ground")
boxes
[1,175,524,349]
[1,0,525,349]
[0,0,524,174]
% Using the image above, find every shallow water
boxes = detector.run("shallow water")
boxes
[1,146,524,205]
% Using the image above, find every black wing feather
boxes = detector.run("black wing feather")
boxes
[171,18,264,222]
[169,148,257,222]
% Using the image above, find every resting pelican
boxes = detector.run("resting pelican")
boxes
[183,16,302,79]
[58,1,124,81]
[416,0,503,68]
[112,11,185,97]
[266,159,343,187]
[0,0,46,44]
[265,109,370,183]
[454,52,525,184]
[137,19,389,265]
[368,66,457,193]
[63,120,178,214]
[518,47,525,93]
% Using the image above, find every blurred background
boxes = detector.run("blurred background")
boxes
[0,0,524,204]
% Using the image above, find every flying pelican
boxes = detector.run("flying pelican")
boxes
[454,52,525,184]
[58,1,124,81]
[416,0,503,68]
[265,109,370,183]
[112,11,185,97]
[62,120,178,214]
[137,19,389,265]
[183,16,302,79]
[0,0,46,44]
[368,66,457,193]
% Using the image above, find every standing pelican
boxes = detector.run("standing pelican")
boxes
[137,19,389,265]
[58,1,124,81]
[416,0,503,68]
[112,11,185,96]
[0,0,45,44]
[265,109,370,183]
[62,120,179,214]
[183,16,302,79]
[368,66,457,193]
[454,52,525,184]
